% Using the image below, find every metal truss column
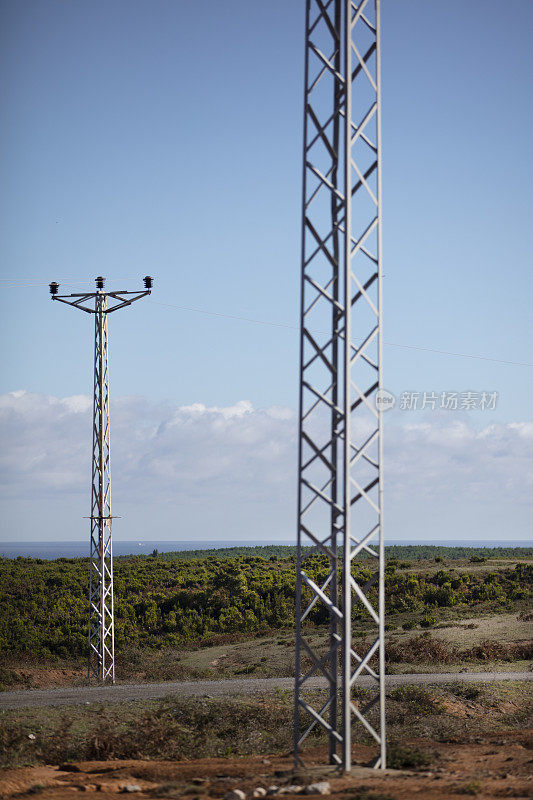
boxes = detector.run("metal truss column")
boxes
[48,276,153,683]
[294,0,385,772]
[88,292,114,682]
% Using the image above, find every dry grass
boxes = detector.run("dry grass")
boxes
[0,696,294,768]
[386,634,533,665]
[4,625,531,689]
[430,612,532,646]
[2,681,531,769]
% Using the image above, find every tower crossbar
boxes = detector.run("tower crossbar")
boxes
[49,277,152,682]
[294,0,385,772]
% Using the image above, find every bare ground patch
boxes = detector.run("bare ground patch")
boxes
[1,732,533,800]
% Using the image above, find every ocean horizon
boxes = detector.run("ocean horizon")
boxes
[0,539,531,560]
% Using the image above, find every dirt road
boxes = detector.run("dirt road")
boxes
[1,670,530,710]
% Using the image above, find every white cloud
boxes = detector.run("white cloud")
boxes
[0,391,297,505]
[385,417,533,505]
[0,391,531,540]
[61,395,93,414]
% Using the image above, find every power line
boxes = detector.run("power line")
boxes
[148,299,533,368]
[6,281,531,368]
[384,342,533,368]
[150,299,297,330]
[0,277,139,287]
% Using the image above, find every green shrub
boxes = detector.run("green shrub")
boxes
[459,780,481,795]
[350,791,397,800]
[386,743,431,769]
[386,635,458,665]
[0,553,530,659]
[448,684,482,701]
[390,685,444,715]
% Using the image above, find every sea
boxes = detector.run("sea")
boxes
[0,539,531,560]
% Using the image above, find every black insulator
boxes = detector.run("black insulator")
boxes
[143,275,153,289]
[96,276,105,289]
[49,281,59,295]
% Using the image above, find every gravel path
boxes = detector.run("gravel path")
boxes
[1,671,531,710]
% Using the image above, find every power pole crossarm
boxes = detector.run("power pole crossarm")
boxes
[48,275,154,683]
[52,289,151,314]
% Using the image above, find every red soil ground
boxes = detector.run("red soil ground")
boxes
[1,730,531,800]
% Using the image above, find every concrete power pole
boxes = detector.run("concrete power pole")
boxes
[49,276,153,682]
[294,0,385,771]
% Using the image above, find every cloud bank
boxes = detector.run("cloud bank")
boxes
[0,391,531,541]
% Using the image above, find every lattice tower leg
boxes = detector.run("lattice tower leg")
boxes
[294,0,385,772]
[88,292,115,683]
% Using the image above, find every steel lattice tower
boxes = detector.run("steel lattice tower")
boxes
[294,0,385,771]
[49,276,153,682]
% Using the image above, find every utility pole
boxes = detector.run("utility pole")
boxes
[49,276,153,682]
[294,0,385,771]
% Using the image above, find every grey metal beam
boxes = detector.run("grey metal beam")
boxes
[295,0,385,772]
[48,277,152,683]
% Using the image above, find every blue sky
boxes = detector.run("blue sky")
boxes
[1,0,532,543]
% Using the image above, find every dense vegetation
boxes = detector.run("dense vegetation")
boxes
[1,546,531,659]
[133,544,533,562]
